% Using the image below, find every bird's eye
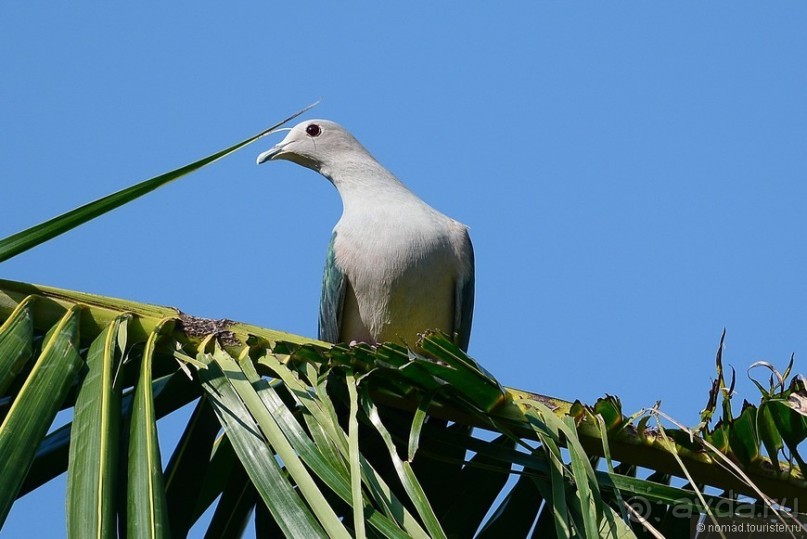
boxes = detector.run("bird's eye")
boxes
[306,124,322,137]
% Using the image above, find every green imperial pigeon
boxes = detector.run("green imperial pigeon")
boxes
[257,119,475,351]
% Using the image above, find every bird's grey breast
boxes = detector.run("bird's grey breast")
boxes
[333,210,459,344]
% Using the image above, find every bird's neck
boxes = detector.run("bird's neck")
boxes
[322,156,421,216]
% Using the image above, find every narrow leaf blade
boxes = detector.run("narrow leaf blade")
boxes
[127,321,172,539]
[67,315,128,539]
[0,305,83,527]
[0,103,316,263]
[0,296,34,396]
[197,354,327,539]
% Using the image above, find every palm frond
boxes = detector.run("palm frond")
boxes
[2,279,806,537]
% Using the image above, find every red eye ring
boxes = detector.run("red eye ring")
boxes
[306,124,322,137]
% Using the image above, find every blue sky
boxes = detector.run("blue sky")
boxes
[2,3,806,537]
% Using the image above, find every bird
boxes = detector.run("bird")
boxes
[257,119,474,352]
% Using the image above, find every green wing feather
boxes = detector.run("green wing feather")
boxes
[454,233,475,352]
[319,232,347,343]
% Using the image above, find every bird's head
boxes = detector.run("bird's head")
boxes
[256,119,365,173]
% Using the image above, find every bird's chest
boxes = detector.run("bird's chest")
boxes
[335,221,453,291]
[333,219,456,341]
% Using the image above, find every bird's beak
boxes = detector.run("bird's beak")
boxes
[256,141,291,165]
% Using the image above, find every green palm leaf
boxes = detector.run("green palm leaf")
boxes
[0,103,316,265]
[198,351,329,538]
[0,305,83,527]
[0,296,34,395]
[127,319,173,539]
[66,315,128,539]
[2,278,807,537]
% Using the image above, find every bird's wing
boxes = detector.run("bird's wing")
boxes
[453,228,475,352]
[319,232,347,343]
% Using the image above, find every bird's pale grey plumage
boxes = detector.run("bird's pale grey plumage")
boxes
[257,119,474,351]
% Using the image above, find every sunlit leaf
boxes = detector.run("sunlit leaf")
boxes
[0,296,34,396]
[0,305,82,527]
[67,315,128,539]
[127,320,173,539]
[0,104,316,264]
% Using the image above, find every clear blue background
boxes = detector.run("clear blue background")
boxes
[2,3,806,537]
